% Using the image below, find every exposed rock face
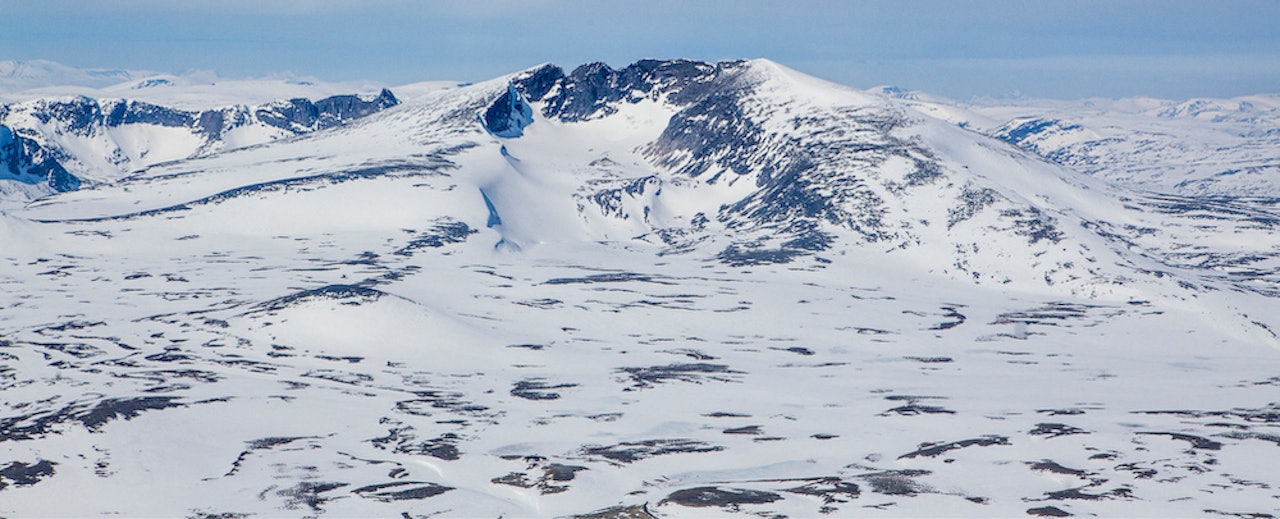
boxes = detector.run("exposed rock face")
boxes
[0,88,400,197]
[482,83,534,138]
[0,124,78,193]
[512,59,728,122]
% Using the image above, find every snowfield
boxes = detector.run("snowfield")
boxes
[1,59,1278,518]
[882,87,1280,198]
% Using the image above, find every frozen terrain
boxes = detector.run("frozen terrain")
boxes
[0,68,403,202]
[880,87,1280,197]
[1,59,1278,518]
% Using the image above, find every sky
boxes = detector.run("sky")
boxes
[1,0,1278,100]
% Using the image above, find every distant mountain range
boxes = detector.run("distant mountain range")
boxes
[0,63,400,200]
[5,60,1278,203]
[881,88,1280,197]
[2,59,1279,518]
[0,59,153,91]
[0,88,398,193]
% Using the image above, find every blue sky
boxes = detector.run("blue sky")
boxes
[2,0,1278,99]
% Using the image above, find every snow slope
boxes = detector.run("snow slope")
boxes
[0,60,155,94]
[0,85,402,202]
[0,59,1278,518]
[880,88,1280,197]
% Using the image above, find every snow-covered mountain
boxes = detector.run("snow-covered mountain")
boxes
[0,61,404,201]
[0,60,156,93]
[0,62,392,108]
[1,59,1278,518]
[880,88,1280,197]
[0,87,399,200]
[0,124,79,199]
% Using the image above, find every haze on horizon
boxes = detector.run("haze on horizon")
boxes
[1,0,1277,100]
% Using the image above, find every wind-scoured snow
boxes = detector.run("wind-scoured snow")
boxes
[1,59,1278,518]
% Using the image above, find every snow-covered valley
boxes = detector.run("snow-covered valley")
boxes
[1,59,1278,518]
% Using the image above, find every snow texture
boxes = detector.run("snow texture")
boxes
[0,59,1278,518]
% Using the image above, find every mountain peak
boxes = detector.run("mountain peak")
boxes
[5,57,1280,517]
[508,58,749,122]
